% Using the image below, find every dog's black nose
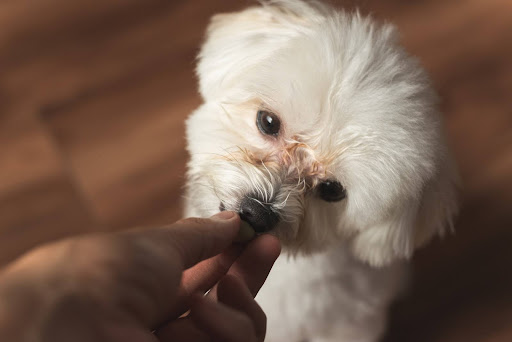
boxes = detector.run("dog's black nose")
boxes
[239,197,279,233]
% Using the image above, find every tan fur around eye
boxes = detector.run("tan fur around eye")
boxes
[216,139,332,191]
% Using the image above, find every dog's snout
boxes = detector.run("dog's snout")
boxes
[239,197,279,233]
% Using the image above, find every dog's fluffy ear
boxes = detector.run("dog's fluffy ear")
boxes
[197,1,327,101]
[350,155,459,267]
[412,156,459,249]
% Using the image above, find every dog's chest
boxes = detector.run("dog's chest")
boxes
[256,246,408,342]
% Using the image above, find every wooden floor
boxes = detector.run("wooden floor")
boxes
[1,1,511,341]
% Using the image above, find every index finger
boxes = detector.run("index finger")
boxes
[208,234,281,299]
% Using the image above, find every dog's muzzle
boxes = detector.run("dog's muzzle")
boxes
[220,196,280,233]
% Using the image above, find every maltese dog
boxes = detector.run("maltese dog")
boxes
[184,1,458,341]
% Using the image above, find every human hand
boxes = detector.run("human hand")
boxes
[0,212,280,342]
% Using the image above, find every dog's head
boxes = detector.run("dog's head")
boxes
[185,0,458,266]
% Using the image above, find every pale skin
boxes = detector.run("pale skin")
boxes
[0,211,281,342]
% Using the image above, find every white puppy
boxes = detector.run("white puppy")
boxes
[184,1,458,341]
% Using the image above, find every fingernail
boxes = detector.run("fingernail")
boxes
[211,211,236,220]
[234,220,255,243]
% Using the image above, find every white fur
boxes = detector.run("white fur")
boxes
[184,1,458,341]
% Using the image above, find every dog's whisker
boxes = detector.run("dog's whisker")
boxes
[260,160,277,200]
[248,197,271,208]
[273,191,292,210]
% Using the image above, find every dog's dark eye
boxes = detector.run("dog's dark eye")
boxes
[318,180,346,202]
[256,110,280,136]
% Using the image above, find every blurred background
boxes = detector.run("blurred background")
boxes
[0,0,511,341]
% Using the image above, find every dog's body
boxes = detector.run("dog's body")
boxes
[257,246,408,342]
[184,1,457,340]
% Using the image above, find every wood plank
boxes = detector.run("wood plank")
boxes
[0,175,99,266]
[0,113,99,266]
[41,46,196,228]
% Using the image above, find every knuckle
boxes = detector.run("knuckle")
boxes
[65,237,121,283]
[255,304,266,324]
[176,216,210,227]
[255,307,267,340]
[238,314,256,336]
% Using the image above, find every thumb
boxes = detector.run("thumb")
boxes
[129,211,241,270]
